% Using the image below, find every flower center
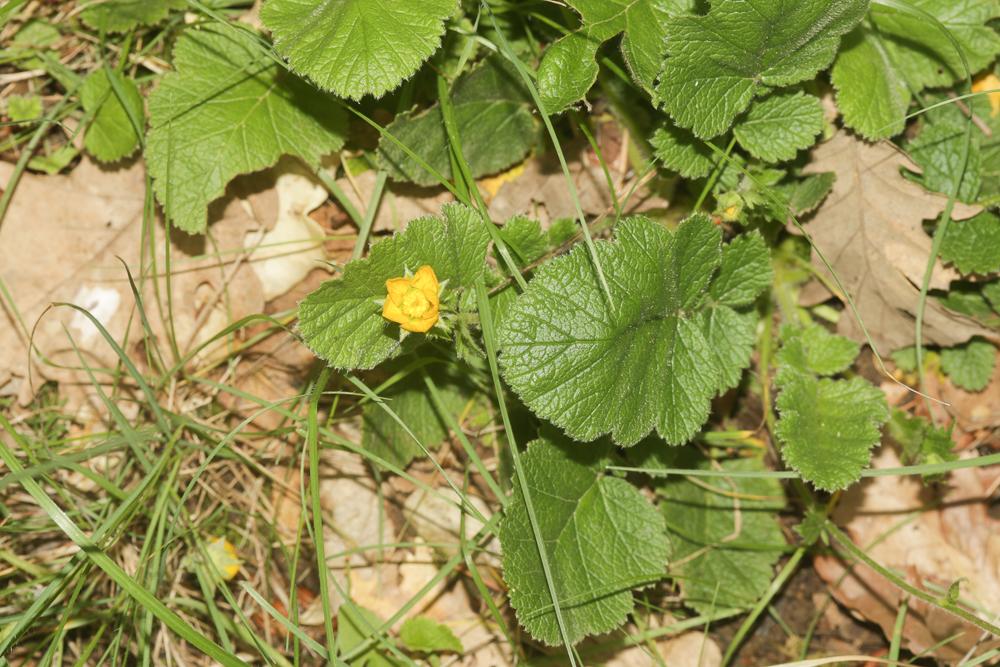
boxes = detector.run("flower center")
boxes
[400,287,432,318]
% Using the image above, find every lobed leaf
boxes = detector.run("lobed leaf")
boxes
[831,24,911,140]
[940,337,996,391]
[499,215,770,446]
[657,0,867,138]
[907,121,982,203]
[261,0,456,99]
[940,211,1000,275]
[145,25,346,233]
[651,121,716,178]
[775,326,888,492]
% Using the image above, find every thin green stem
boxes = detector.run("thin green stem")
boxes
[721,547,806,667]
[307,368,338,660]
[475,280,578,666]
[827,522,1000,638]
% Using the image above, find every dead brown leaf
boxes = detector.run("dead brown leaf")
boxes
[798,131,992,352]
[0,157,147,414]
[925,360,1000,433]
[814,446,1000,664]
[0,155,336,422]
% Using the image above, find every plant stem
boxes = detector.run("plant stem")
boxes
[827,522,1000,638]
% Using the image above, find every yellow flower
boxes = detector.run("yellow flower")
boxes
[382,265,440,333]
[973,72,1000,117]
[206,536,241,581]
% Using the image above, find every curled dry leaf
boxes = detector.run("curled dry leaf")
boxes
[797,131,991,352]
[814,446,1000,663]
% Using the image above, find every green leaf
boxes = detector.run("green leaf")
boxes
[940,211,1000,275]
[299,204,490,370]
[870,0,1000,91]
[337,604,401,667]
[795,509,826,545]
[704,231,771,393]
[775,326,888,491]
[362,362,475,469]
[399,616,463,654]
[984,280,1000,311]
[891,346,920,373]
[537,0,687,111]
[536,32,601,114]
[940,337,996,391]
[261,0,456,100]
[783,172,836,216]
[887,409,955,471]
[936,282,1000,323]
[499,215,770,446]
[657,0,867,138]
[776,374,888,491]
[776,324,860,378]
[499,434,669,645]
[733,91,824,163]
[498,216,548,266]
[711,231,772,306]
[145,25,346,233]
[651,120,716,178]
[701,306,758,394]
[831,24,911,140]
[27,145,78,175]
[6,94,40,123]
[656,451,786,614]
[907,122,981,203]
[81,0,184,33]
[377,57,535,186]
[81,69,143,163]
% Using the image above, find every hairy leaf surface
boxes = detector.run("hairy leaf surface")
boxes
[651,121,716,178]
[831,24,910,140]
[775,326,889,491]
[499,215,770,446]
[499,435,669,645]
[145,26,346,233]
[261,0,456,99]
[940,211,1000,275]
[657,0,867,138]
[733,91,824,163]
[940,338,996,391]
